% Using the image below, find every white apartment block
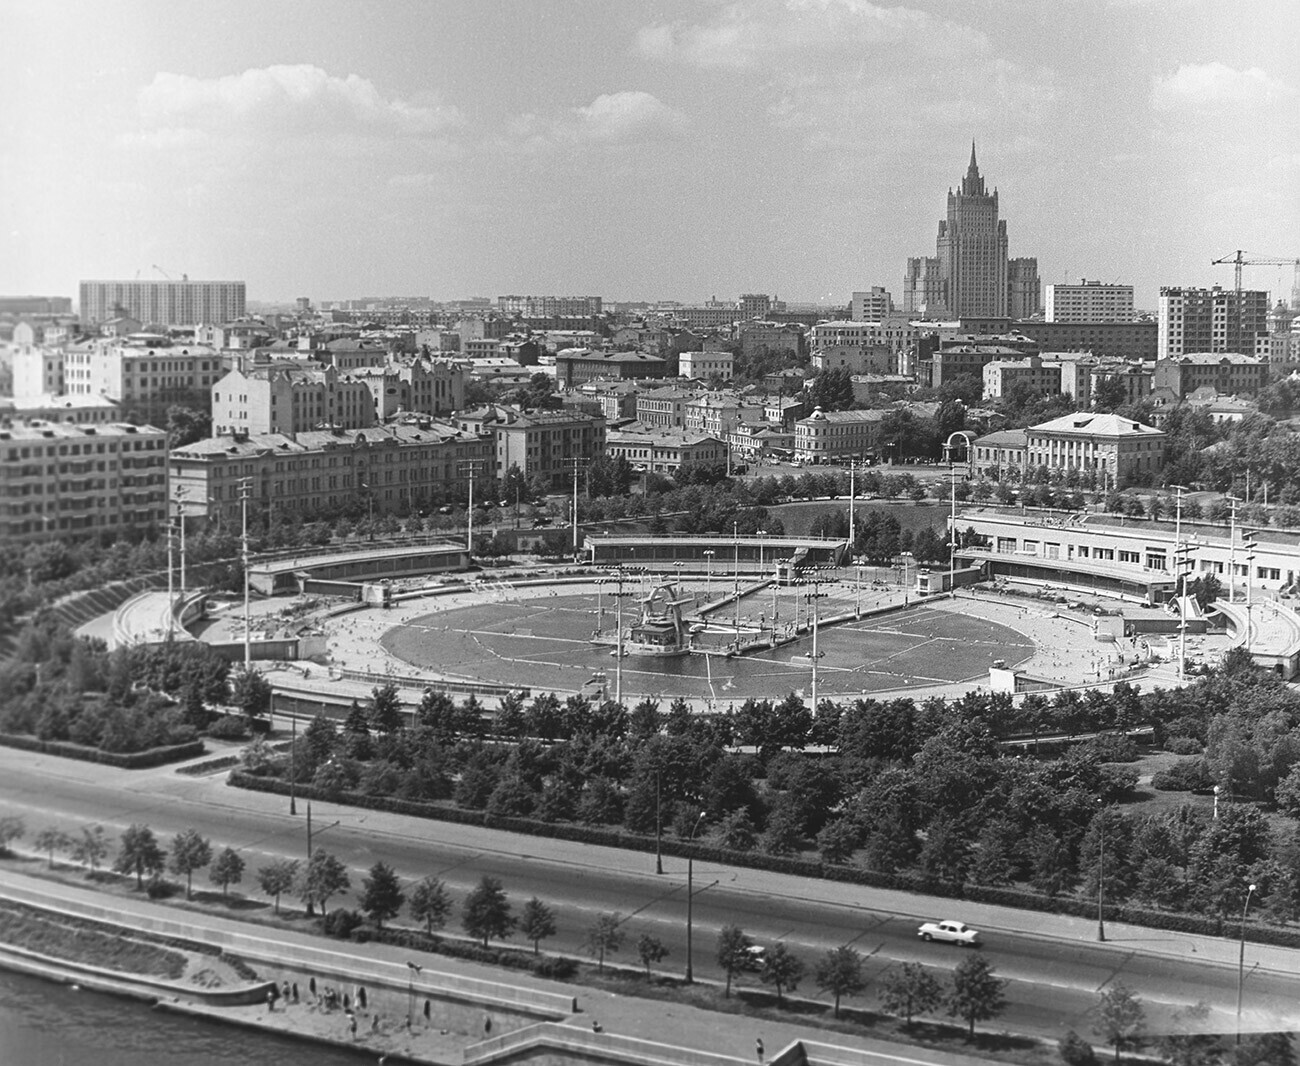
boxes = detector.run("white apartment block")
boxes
[0,420,166,539]
[982,357,1062,400]
[678,351,734,381]
[1045,281,1135,323]
[211,365,376,435]
[850,288,893,320]
[10,345,65,398]
[79,279,245,327]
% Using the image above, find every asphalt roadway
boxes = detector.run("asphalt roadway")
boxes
[2,744,1298,1045]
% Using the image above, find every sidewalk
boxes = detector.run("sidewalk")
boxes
[0,866,1008,1066]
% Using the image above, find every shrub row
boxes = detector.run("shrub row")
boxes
[226,772,1300,951]
[0,733,205,769]
[175,753,242,776]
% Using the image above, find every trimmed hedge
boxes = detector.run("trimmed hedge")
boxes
[176,753,242,776]
[227,771,1300,951]
[0,733,205,769]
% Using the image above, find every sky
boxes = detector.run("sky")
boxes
[2,0,1297,309]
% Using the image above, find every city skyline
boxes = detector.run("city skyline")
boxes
[2,0,1298,307]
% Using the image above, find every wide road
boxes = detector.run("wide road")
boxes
[2,746,1297,1042]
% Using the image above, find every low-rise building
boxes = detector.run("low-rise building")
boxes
[0,420,166,539]
[678,350,734,381]
[605,426,727,474]
[793,407,885,463]
[169,421,492,524]
[982,356,1061,400]
[1152,353,1269,399]
[684,394,764,439]
[555,349,666,386]
[491,408,606,488]
[1025,412,1165,486]
[636,386,698,429]
[63,336,226,422]
[0,393,120,425]
[212,365,376,435]
[971,428,1028,478]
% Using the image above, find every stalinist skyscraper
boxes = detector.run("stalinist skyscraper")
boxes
[903,143,1039,320]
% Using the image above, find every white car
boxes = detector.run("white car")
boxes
[917,920,980,946]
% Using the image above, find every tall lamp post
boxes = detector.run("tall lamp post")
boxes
[1243,530,1258,652]
[457,459,482,554]
[1237,882,1257,1045]
[239,478,252,671]
[703,549,714,589]
[685,810,706,983]
[1096,802,1107,942]
[407,961,422,1029]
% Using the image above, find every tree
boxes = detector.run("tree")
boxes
[168,828,212,900]
[1059,1030,1100,1066]
[948,954,1007,1039]
[209,847,245,897]
[879,962,942,1025]
[462,875,515,947]
[0,815,25,856]
[585,912,625,973]
[637,933,669,977]
[165,404,211,448]
[71,824,109,875]
[1236,1032,1298,1066]
[1093,983,1144,1064]
[759,941,805,1005]
[359,860,405,930]
[520,896,557,954]
[409,875,454,935]
[299,849,350,916]
[257,858,299,915]
[368,682,404,734]
[33,827,70,868]
[115,824,166,890]
[229,668,272,721]
[815,946,867,1018]
[716,924,753,998]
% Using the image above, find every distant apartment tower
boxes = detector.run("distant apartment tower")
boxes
[1157,286,1270,359]
[739,294,772,318]
[79,278,246,327]
[497,295,603,318]
[850,288,893,320]
[903,143,1037,320]
[1046,280,1135,323]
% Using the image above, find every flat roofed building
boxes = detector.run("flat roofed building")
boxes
[971,428,1028,477]
[1158,286,1270,360]
[793,406,885,463]
[1014,320,1157,361]
[851,288,893,320]
[982,356,1061,400]
[212,365,376,436]
[63,337,226,424]
[79,279,245,327]
[678,350,734,381]
[1046,280,1135,323]
[555,349,666,386]
[684,394,763,439]
[0,420,166,539]
[1,393,119,425]
[636,386,699,428]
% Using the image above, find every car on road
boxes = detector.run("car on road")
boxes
[917,920,980,946]
[742,944,767,971]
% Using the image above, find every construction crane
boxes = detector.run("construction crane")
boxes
[1211,249,1300,296]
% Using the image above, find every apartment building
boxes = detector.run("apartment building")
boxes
[170,420,492,524]
[684,395,763,439]
[63,337,226,423]
[678,350,734,381]
[492,408,606,488]
[1158,286,1270,360]
[0,420,166,539]
[211,365,376,435]
[636,386,698,429]
[1045,281,1135,323]
[1152,353,1269,398]
[79,278,245,327]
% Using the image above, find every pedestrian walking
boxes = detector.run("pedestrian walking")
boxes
[350,1014,358,1040]
[267,988,276,1013]
[756,1037,765,1063]
[372,1013,380,1033]
[292,982,300,1003]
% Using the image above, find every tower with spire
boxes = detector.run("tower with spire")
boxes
[903,142,1038,320]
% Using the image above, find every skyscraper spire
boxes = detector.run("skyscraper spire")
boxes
[960,140,985,196]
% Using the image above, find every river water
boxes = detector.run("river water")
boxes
[0,969,369,1066]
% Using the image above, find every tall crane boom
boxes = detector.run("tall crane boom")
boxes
[1211,249,1300,295]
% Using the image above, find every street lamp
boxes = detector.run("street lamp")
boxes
[685,810,706,983]
[1237,882,1257,1045]
[1096,802,1107,942]
[407,961,422,1029]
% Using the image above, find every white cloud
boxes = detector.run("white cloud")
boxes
[1151,62,1296,112]
[138,65,461,137]
[634,0,986,69]
[502,91,688,153]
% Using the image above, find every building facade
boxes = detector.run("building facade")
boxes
[79,279,246,327]
[1046,281,1136,323]
[170,421,492,524]
[492,409,606,488]
[1152,353,1269,398]
[850,288,893,320]
[605,427,727,474]
[793,407,884,463]
[1158,286,1270,360]
[904,144,1037,320]
[0,420,166,539]
[678,350,734,381]
[1024,412,1165,485]
[554,349,666,386]
[63,337,226,423]
[211,365,376,436]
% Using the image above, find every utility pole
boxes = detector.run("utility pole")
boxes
[457,458,482,554]
[567,457,588,560]
[240,478,252,672]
